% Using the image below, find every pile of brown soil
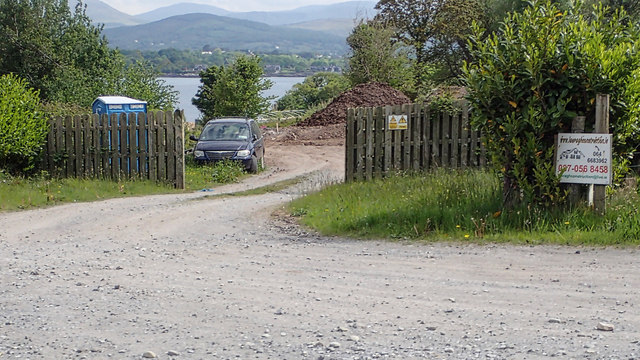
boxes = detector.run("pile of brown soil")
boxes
[297,82,411,127]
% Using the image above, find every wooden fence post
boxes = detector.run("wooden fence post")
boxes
[411,104,421,171]
[345,108,355,182]
[383,106,392,175]
[174,110,185,189]
[156,112,167,182]
[365,107,374,181]
[423,106,431,169]
[569,116,586,206]
[450,107,460,168]
[355,107,366,181]
[127,113,138,178]
[460,103,469,169]
[374,106,384,178]
[591,94,610,215]
[148,112,157,182]
[402,104,411,171]
[166,111,176,184]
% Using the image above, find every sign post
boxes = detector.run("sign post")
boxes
[593,94,610,214]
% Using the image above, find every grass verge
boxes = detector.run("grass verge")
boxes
[0,174,175,212]
[0,160,248,212]
[216,177,303,197]
[185,159,246,190]
[288,168,640,246]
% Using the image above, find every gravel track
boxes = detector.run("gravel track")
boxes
[1,143,639,360]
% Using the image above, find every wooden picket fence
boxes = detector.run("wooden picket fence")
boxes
[42,110,185,189]
[346,102,486,181]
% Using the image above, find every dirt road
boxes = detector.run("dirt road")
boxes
[1,137,639,359]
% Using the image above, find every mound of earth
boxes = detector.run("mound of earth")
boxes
[297,82,411,127]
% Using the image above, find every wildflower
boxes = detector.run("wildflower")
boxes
[456,225,461,228]
[564,221,570,225]
[464,234,470,238]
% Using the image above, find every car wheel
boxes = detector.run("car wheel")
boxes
[249,155,258,174]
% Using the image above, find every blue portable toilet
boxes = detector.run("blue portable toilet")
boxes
[92,96,147,116]
[92,96,148,173]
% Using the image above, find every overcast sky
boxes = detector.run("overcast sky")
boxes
[102,0,353,15]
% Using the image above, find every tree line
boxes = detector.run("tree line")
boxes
[120,49,345,76]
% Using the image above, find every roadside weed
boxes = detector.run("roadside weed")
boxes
[0,173,174,212]
[185,159,246,190]
[289,169,640,245]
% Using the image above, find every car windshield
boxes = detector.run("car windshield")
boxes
[199,123,250,141]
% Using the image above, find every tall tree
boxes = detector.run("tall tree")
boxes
[0,0,120,106]
[0,0,176,110]
[345,20,415,96]
[375,0,483,82]
[117,60,178,111]
[276,72,350,110]
[192,55,273,119]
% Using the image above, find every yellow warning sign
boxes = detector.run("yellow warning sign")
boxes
[387,115,408,130]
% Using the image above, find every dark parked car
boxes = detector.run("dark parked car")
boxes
[190,118,265,173]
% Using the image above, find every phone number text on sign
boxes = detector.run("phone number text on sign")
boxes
[555,133,612,185]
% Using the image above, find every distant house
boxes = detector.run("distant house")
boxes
[310,65,342,73]
[264,65,281,74]
[193,64,207,72]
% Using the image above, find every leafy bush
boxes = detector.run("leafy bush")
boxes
[185,158,245,189]
[192,55,273,119]
[211,159,245,183]
[276,72,350,110]
[463,0,640,208]
[345,20,415,97]
[117,60,178,111]
[0,74,49,174]
[40,101,90,118]
[289,169,640,244]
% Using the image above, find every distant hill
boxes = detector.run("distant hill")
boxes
[133,1,376,26]
[284,18,358,38]
[135,3,231,22]
[83,0,144,28]
[102,13,347,53]
[219,1,377,26]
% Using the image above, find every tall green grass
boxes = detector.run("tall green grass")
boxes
[288,169,640,245]
[0,160,247,212]
[185,159,246,190]
[0,172,175,212]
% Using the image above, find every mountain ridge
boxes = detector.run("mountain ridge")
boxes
[133,1,376,25]
[89,1,377,53]
[84,0,145,28]
[102,13,348,53]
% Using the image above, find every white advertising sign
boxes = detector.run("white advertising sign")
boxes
[556,133,612,185]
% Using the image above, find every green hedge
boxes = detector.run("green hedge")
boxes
[0,74,49,174]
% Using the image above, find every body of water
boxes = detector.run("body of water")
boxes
[160,76,305,122]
